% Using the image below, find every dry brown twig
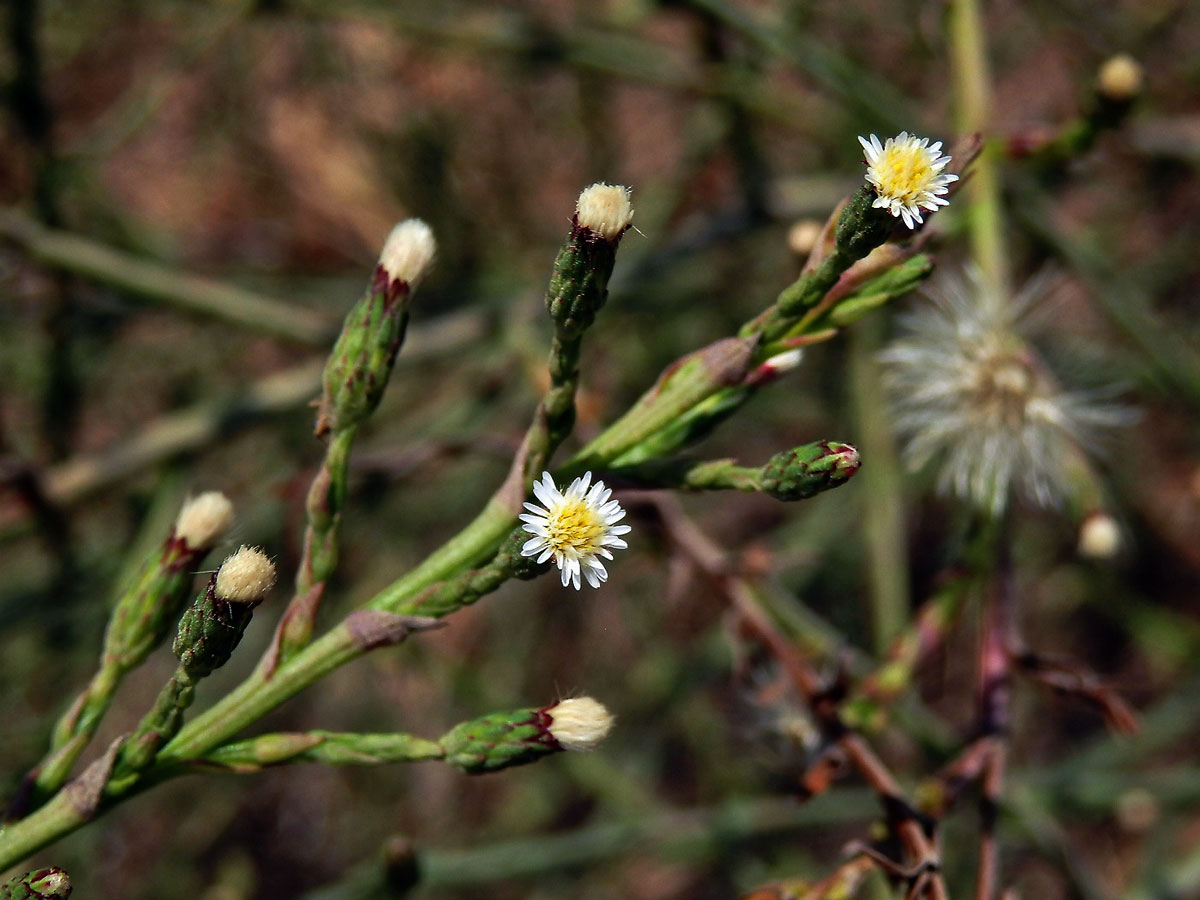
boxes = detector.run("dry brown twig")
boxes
[649,495,949,900]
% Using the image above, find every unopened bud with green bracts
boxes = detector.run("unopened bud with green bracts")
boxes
[174,546,276,679]
[761,441,861,501]
[771,187,897,324]
[440,697,614,774]
[609,440,860,501]
[0,868,72,900]
[545,183,633,340]
[199,699,614,776]
[317,219,436,435]
[116,547,278,779]
[100,492,235,675]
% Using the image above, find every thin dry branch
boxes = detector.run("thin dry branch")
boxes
[651,496,949,900]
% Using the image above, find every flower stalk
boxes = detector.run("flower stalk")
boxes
[25,493,233,805]
[275,221,437,665]
[198,697,612,776]
[0,151,957,871]
[608,440,861,501]
[201,731,444,771]
[516,183,633,487]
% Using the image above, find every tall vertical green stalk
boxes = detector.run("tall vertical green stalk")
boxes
[948,0,1010,297]
[848,319,908,653]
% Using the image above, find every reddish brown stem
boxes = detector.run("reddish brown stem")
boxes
[652,496,949,900]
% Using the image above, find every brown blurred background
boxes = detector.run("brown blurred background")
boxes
[2,1,1200,898]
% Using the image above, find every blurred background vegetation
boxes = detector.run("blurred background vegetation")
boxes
[2,1,1199,898]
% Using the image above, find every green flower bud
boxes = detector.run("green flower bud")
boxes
[544,184,633,340]
[318,220,436,435]
[834,186,896,259]
[441,697,614,774]
[0,868,72,900]
[496,526,552,582]
[101,492,235,673]
[173,546,275,678]
[761,441,861,501]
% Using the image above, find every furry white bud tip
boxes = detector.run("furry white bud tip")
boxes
[1078,512,1121,560]
[576,183,634,240]
[547,696,614,751]
[379,219,437,287]
[215,546,276,603]
[175,491,235,550]
[1097,54,1142,102]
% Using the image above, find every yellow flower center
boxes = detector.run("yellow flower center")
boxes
[545,500,606,557]
[876,145,935,202]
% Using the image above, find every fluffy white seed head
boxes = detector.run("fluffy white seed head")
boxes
[215,546,276,603]
[174,491,235,550]
[1078,512,1121,560]
[1097,54,1143,102]
[881,270,1132,516]
[547,697,614,751]
[575,183,634,240]
[379,219,437,287]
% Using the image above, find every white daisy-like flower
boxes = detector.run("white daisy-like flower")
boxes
[858,132,958,229]
[880,270,1131,516]
[520,471,631,590]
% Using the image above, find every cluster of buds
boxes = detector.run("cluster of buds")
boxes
[25,492,239,804]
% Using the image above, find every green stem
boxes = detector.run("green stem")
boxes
[33,663,120,794]
[277,425,357,659]
[948,0,1009,296]
[565,336,757,473]
[0,792,87,874]
[202,730,445,770]
[163,541,526,765]
[300,427,356,596]
[154,623,362,766]
[847,319,908,653]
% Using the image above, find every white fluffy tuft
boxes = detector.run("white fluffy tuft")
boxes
[175,492,235,550]
[547,697,614,751]
[379,219,437,286]
[215,546,276,604]
[575,184,634,240]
